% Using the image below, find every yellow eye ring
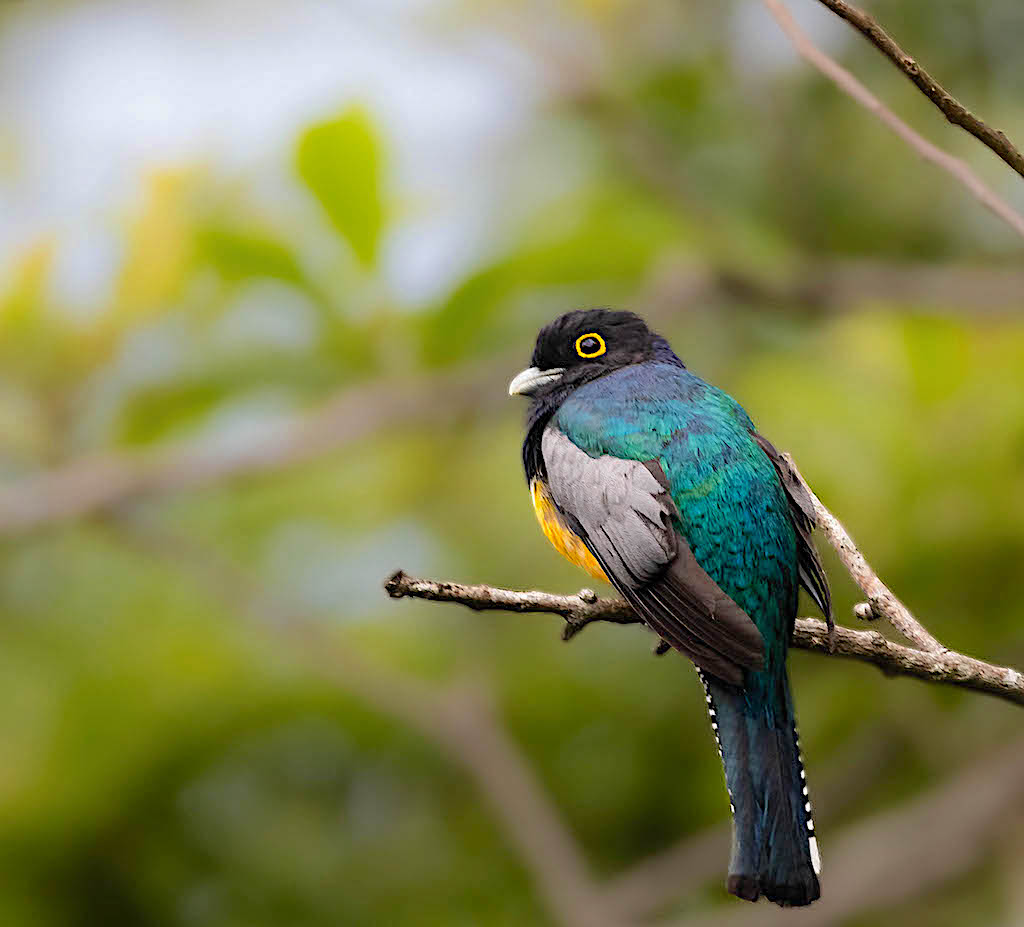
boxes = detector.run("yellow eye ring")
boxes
[575,332,606,358]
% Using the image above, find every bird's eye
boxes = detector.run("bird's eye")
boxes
[575,332,606,358]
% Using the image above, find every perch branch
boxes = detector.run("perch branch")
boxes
[383,436,1022,707]
[813,0,1024,181]
[386,572,1024,706]
[779,453,943,651]
[760,0,1024,240]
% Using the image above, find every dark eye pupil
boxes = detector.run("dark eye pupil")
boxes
[581,337,600,353]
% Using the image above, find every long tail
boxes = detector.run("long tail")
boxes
[701,671,821,907]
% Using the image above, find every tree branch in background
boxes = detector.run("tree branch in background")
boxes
[0,361,512,536]
[0,260,1022,537]
[813,0,1024,181]
[760,0,1024,240]
[0,151,1020,540]
[114,516,627,927]
[636,259,1024,328]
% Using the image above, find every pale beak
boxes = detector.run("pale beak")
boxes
[508,366,565,397]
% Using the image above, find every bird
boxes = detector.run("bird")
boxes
[508,309,832,907]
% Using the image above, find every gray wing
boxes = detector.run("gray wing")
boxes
[752,433,832,629]
[542,428,764,684]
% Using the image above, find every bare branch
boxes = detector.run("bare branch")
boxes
[638,258,1024,322]
[792,614,1023,706]
[780,453,943,651]
[315,666,625,927]
[760,0,1024,240]
[384,571,636,640]
[116,517,626,927]
[385,572,1024,706]
[0,362,510,536]
[782,260,1024,315]
[405,688,629,927]
[813,0,1024,180]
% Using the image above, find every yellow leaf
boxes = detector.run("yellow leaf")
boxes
[109,168,194,323]
[0,238,55,334]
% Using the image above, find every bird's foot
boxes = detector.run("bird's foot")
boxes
[826,610,837,653]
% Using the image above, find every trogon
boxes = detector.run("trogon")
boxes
[509,309,831,907]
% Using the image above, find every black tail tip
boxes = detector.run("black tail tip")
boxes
[726,874,760,902]
[727,874,820,907]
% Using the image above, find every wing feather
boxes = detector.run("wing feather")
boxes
[752,433,832,628]
[542,428,764,684]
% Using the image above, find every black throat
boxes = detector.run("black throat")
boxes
[522,396,558,485]
[519,370,602,484]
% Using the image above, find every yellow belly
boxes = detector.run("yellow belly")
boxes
[530,479,609,583]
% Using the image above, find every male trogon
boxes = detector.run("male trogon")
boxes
[509,309,832,907]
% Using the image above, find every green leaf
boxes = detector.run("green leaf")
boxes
[295,107,385,268]
[196,223,305,285]
[418,184,692,365]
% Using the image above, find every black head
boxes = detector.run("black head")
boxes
[508,309,681,404]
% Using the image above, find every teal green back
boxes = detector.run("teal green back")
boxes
[554,362,798,708]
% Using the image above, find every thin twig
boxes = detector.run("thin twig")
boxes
[813,0,1024,180]
[385,572,1024,706]
[760,0,1024,240]
[780,453,943,651]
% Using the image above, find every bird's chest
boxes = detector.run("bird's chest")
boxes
[530,479,609,583]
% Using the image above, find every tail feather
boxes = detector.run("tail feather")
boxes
[700,672,820,907]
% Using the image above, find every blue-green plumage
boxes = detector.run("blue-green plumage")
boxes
[555,362,819,904]
[512,310,830,907]
[555,363,797,678]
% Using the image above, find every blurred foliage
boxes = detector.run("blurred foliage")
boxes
[1,1,1023,926]
[296,107,384,269]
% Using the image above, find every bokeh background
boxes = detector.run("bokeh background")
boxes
[1,1,1023,925]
